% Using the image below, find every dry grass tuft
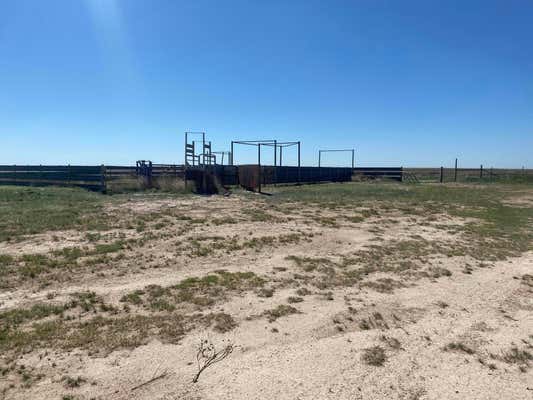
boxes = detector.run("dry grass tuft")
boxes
[444,341,475,355]
[263,305,300,322]
[361,346,387,366]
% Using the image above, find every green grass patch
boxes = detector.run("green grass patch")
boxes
[0,186,106,242]
[120,271,266,310]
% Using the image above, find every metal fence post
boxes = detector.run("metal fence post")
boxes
[258,143,261,193]
[298,141,301,184]
[454,158,458,182]
[440,166,444,183]
[100,164,107,192]
[273,140,277,185]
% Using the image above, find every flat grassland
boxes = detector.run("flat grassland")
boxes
[0,182,532,400]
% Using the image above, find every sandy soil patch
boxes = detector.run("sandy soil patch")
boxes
[1,188,532,400]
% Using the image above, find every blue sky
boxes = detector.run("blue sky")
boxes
[1,0,531,167]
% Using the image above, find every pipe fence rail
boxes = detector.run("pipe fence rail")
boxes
[0,163,530,194]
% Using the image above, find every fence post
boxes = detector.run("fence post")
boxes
[297,141,301,184]
[440,166,444,183]
[100,164,107,192]
[257,143,261,193]
[148,161,153,188]
[454,158,458,182]
[480,164,483,180]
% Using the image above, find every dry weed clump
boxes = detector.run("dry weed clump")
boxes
[361,346,387,366]
[193,339,234,383]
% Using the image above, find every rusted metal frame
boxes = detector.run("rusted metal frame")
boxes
[318,149,355,169]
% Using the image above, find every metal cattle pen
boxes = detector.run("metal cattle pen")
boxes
[230,140,301,192]
[318,149,355,169]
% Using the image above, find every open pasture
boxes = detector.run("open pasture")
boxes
[0,182,532,400]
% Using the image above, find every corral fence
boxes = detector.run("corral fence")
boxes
[352,167,403,181]
[236,165,354,192]
[404,167,533,184]
[2,163,526,193]
[0,163,186,192]
[0,164,404,193]
[0,165,105,191]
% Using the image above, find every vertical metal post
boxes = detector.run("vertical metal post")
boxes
[352,149,355,169]
[258,143,262,193]
[230,141,234,165]
[273,140,277,186]
[454,158,458,182]
[480,164,483,180]
[279,146,283,167]
[100,164,106,192]
[185,132,188,166]
[148,161,153,188]
[298,141,301,184]
[202,133,205,166]
[440,166,444,183]
[318,150,321,168]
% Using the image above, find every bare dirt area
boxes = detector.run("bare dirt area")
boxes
[1,183,532,400]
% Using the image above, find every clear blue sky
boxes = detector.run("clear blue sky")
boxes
[1,0,531,167]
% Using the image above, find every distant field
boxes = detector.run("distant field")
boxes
[405,167,533,183]
[0,182,532,400]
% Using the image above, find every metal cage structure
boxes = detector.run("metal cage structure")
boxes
[229,140,301,192]
[211,151,232,165]
[184,132,206,167]
[318,149,355,169]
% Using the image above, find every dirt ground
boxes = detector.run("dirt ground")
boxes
[0,183,532,400]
